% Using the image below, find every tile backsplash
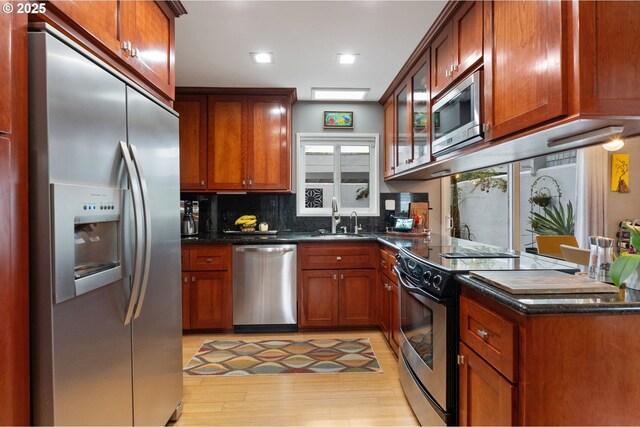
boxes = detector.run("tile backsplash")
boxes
[182,192,430,234]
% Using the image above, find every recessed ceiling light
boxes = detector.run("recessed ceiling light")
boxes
[337,53,359,65]
[250,52,274,64]
[311,88,369,101]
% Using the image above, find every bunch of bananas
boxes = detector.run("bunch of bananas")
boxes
[235,214,257,231]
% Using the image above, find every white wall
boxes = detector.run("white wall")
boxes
[606,136,640,237]
[456,179,509,247]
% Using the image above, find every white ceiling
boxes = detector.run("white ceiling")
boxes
[175,1,448,101]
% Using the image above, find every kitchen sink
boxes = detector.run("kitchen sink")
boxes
[310,233,366,239]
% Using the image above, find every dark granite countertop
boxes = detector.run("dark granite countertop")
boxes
[181,231,436,247]
[457,274,640,315]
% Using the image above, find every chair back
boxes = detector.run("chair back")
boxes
[559,244,590,266]
[535,235,579,259]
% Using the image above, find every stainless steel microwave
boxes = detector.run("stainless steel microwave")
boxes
[431,70,482,157]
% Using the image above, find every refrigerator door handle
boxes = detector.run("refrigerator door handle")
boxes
[120,141,144,325]
[130,143,152,320]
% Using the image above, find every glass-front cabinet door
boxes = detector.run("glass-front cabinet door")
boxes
[396,85,411,172]
[412,59,431,166]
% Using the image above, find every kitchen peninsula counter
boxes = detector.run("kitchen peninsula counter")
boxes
[458,274,640,315]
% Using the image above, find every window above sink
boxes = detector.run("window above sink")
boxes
[296,133,379,217]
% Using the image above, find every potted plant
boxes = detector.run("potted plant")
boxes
[529,200,575,235]
[529,192,552,208]
[611,223,640,290]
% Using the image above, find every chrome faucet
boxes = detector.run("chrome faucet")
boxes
[331,197,341,234]
[350,211,359,234]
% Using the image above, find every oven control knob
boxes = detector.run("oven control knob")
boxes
[423,270,432,283]
[432,275,443,290]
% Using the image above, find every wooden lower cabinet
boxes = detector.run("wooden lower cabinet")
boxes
[299,270,339,327]
[461,287,640,425]
[389,281,399,352]
[338,270,376,326]
[378,245,400,354]
[377,275,390,338]
[189,271,232,330]
[299,269,375,328]
[182,245,232,331]
[458,343,516,426]
[298,243,377,329]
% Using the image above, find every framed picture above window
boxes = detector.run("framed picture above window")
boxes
[323,111,353,129]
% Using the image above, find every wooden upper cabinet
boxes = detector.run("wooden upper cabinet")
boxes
[452,1,483,79]
[47,0,121,55]
[0,12,12,134]
[247,96,291,190]
[175,95,207,190]
[483,0,565,141]
[383,97,396,178]
[431,27,453,98]
[207,96,246,190]
[431,1,483,98]
[45,0,181,101]
[578,1,640,116]
[120,1,175,98]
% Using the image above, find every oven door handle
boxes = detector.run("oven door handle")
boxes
[393,265,451,305]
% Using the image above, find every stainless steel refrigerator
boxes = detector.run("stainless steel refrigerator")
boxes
[28,25,183,426]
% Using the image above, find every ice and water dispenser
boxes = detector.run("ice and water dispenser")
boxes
[51,183,124,303]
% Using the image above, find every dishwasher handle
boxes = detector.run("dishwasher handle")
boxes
[234,246,295,254]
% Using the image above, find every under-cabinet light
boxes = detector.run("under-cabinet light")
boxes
[547,126,624,148]
[602,138,625,151]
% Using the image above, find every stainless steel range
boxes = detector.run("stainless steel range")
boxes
[393,235,579,426]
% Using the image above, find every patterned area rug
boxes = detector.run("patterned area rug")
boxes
[184,338,382,376]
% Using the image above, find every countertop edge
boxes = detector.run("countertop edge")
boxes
[456,274,640,315]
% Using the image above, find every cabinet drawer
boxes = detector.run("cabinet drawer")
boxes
[299,243,377,269]
[460,295,517,382]
[379,246,399,281]
[188,245,231,271]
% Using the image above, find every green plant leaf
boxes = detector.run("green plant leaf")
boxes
[632,234,640,251]
[610,254,640,288]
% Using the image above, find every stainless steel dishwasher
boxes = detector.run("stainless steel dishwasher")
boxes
[232,244,297,332]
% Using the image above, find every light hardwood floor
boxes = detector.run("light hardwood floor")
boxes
[173,330,419,426]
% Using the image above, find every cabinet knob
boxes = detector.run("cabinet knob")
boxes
[336,256,342,261]
[121,40,131,52]
[457,355,465,365]
[200,180,205,186]
[450,64,457,73]
[242,180,246,186]
[206,258,213,263]
[191,276,196,282]
[249,180,253,186]
[477,329,489,340]
[340,274,344,280]
[183,277,188,283]
[333,274,337,281]
[445,69,450,78]
[482,123,491,133]
[130,47,138,58]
